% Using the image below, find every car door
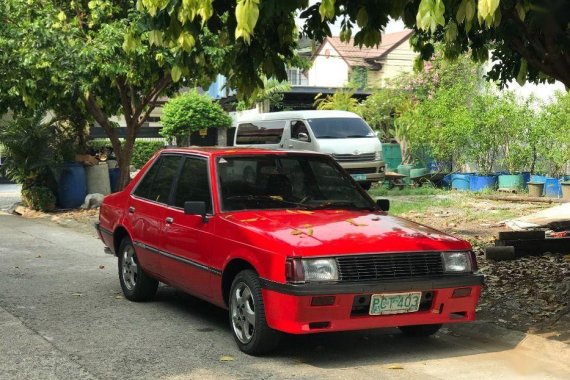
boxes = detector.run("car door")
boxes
[127,154,183,279]
[160,155,216,299]
[287,120,315,151]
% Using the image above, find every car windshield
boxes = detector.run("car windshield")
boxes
[307,118,376,139]
[217,155,375,212]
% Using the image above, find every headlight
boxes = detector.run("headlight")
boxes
[303,259,339,281]
[442,252,472,272]
[375,151,383,161]
[286,258,339,283]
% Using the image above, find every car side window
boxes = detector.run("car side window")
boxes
[173,157,212,212]
[291,120,310,141]
[133,155,182,204]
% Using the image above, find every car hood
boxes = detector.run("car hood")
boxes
[221,209,470,257]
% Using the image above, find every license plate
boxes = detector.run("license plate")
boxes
[369,292,422,315]
[351,174,367,181]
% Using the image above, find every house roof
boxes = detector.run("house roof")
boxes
[314,29,413,68]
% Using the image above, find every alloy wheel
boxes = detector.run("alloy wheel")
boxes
[230,282,256,344]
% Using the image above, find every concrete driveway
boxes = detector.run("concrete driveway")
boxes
[1,214,569,379]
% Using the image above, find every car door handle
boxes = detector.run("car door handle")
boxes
[165,217,174,224]
[128,206,135,214]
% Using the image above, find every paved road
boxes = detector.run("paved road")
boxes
[1,214,569,380]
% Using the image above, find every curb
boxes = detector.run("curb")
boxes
[448,321,570,363]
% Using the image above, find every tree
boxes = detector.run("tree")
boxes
[160,90,232,145]
[0,0,303,190]
[314,88,360,113]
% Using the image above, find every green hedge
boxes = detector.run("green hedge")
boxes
[22,186,56,211]
[87,140,165,169]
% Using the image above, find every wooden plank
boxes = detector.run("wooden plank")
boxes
[497,230,545,241]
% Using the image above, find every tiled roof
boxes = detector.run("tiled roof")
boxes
[316,29,413,68]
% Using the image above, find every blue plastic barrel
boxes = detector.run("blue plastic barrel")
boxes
[530,174,547,184]
[544,177,562,198]
[451,173,472,191]
[109,168,120,193]
[58,162,87,208]
[469,175,497,192]
[521,172,531,188]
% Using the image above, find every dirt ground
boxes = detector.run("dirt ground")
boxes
[392,193,570,344]
[13,192,570,344]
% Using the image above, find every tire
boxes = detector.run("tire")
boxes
[229,270,281,355]
[118,237,158,302]
[399,324,442,337]
[360,182,372,190]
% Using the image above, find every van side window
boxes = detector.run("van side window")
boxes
[235,121,285,144]
[291,121,310,141]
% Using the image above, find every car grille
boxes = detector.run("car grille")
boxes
[345,167,377,174]
[333,153,376,162]
[336,252,444,281]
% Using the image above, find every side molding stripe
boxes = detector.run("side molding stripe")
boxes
[133,241,222,276]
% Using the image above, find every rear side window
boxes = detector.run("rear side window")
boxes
[173,157,212,212]
[235,121,285,144]
[133,155,182,203]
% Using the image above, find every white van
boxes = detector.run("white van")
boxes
[234,110,385,189]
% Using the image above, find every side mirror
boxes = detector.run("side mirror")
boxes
[184,201,207,219]
[298,132,310,142]
[376,199,390,212]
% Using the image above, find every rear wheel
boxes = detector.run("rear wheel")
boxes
[229,270,280,355]
[118,237,158,302]
[399,324,442,336]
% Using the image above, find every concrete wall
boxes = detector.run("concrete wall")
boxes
[307,41,350,87]
[369,39,415,88]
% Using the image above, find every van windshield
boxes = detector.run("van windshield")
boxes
[307,118,375,139]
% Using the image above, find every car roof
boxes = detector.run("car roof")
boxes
[236,110,360,123]
[159,146,327,158]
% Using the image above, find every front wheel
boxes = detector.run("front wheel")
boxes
[399,324,442,336]
[229,270,280,355]
[118,237,158,302]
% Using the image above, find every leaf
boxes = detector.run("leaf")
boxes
[445,21,458,42]
[219,355,234,361]
[515,3,526,21]
[387,364,404,369]
[356,7,368,28]
[122,33,136,53]
[319,0,336,21]
[290,229,303,235]
[516,58,527,86]
[456,0,467,24]
[171,65,182,82]
[57,11,67,22]
[148,30,163,46]
[178,31,195,52]
[240,218,259,222]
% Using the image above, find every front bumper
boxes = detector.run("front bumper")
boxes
[261,275,483,334]
[338,160,386,182]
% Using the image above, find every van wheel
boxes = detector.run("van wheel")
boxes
[118,237,158,302]
[360,182,372,190]
[399,324,442,336]
[229,270,280,355]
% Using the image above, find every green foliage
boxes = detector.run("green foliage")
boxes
[0,113,57,190]
[360,89,413,142]
[314,89,360,113]
[88,139,165,169]
[160,90,231,141]
[538,92,570,176]
[131,141,166,169]
[21,186,56,212]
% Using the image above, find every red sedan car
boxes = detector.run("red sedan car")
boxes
[96,147,482,355]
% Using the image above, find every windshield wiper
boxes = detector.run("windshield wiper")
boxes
[225,195,311,208]
[310,200,373,211]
